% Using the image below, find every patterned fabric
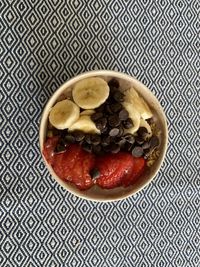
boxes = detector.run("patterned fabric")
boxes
[0,0,199,266]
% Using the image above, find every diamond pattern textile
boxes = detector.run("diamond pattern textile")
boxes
[0,0,199,266]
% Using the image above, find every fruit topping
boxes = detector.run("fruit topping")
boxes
[43,141,95,190]
[95,153,135,189]
[43,77,161,191]
[72,77,109,109]
[49,100,80,130]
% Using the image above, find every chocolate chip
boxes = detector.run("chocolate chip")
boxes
[138,127,148,138]
[60,129,68,137]
[113,91,124,102]
[107,93,115,102]
[108,115,120,127]
[82,143,92,153]
[101,126,108,134]
[90,168,100,179]
[106,104,114,114]
[101,136,111,146]
[132,146,144,157]
[110,103,122,113]
[142,141,150,150]
[110,143,120,154]
[123,118,133,129]
[117,138,126,147]
[59,139,68,147]
[109,88,118,96]
[146,118,154,124]
[91,112,103,121]
[73,131,85,142]
[135,136,144,145]
[92,144,102,155]
[117,126,124,137]
[54,144,66,154]
[108,78,119,88]
[96,118,107,131]
[59,138,67,146]
[64,134,75,144]
[124,134,135,144]
[109,128,120,137]
[123,142,133,151]
[96,104,105,113]
[85,134,92,144]
[90,134,101,145]
[119,109,129,120]
[149,135,159,148]
[103,145,111,153]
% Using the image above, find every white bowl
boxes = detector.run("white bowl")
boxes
[39,70,168,202]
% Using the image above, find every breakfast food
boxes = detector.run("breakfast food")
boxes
[72,77,109,109]
[49,100,80,129]
[43,77,160,190]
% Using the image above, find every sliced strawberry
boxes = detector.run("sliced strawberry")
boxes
[43,138,146,190]
[72,150,95,190]
[43,136,59,164]
[52,148,78,181]
[122,157,146,187]
[43,141,95,190]
[95,153,135,189]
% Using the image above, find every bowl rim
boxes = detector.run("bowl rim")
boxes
[39,70,168,202]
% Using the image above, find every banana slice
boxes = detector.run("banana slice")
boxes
[139,97,153,120]
[125,87,139,100]
[123,102,140,134]
[124,87,153,120]
[72,77,109,109]
[139,118,152,138]
[49,100,80,130]
[80,110,95,116]
[68,115,100,134]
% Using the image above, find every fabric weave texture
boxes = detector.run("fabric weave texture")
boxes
[0,0,199,266]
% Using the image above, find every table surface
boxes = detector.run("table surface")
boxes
[0,1,199,266]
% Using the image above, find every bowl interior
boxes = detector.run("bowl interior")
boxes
[39,70,168,202]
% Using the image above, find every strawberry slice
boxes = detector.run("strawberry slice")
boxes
[52,144,82,181]
[43,139,95,190]
[95,153,146,189]
[43,138,146,190]
[43,136,59,164]
[95,153,135,189]
[122,157,146,187]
